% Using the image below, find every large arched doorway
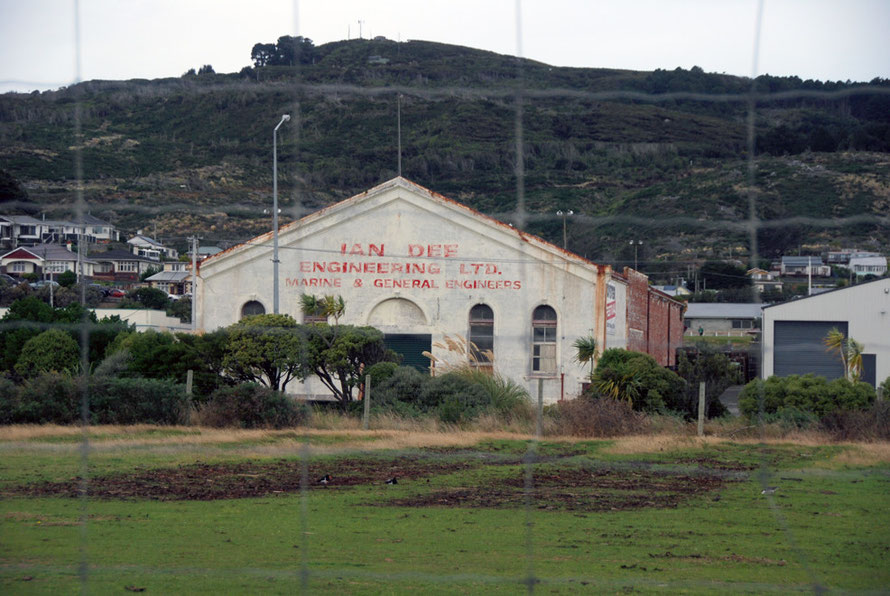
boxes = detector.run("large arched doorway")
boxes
[367,298,430,371]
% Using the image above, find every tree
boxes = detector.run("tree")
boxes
[300,293,345,324]
[699,261,751,290]
[198,64,215,75]
[823,327,864,383]
[140,265,161,281]
[58,270,77,288]
[573,336,598,377]
[15,329,80,378]
[223,314,305,391]
[303,324,391,408]
[128,286,170,309]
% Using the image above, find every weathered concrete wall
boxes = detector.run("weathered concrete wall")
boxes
[198,179,610,403]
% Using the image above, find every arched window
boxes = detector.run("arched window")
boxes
[532,305,557,374]
[468,304,494,366]
[240,300,265,318]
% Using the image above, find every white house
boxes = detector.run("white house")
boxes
[848,252,887,278]
[761,277,890,387]
[128,234,179,261]
[196,177,683,403]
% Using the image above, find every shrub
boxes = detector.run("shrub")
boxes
[739,375,875,419]
[14,328,81,378]
[365,361,398,388]
[13,372,81,424]
[549,397,650,437]
[589,349,686,413]
[821,401,890,441]
[419,373,490,424]
[676,348,740,419]
[453,368,532,420]
[88,377,189,425]
[197,383,309,429]
[367,366,429,417]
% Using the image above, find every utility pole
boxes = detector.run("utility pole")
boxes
[189,235,199,332]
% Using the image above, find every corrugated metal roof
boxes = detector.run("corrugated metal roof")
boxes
[684,303,764,319]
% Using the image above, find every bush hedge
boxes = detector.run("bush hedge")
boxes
[739,374,875,419]
[197,383,309,429]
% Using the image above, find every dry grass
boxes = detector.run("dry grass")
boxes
[3,418,889,464]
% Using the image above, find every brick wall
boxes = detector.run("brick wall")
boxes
[622,267,684,366]
[624,268,649,354]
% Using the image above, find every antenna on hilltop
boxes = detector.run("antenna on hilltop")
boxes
[358,20,364,39]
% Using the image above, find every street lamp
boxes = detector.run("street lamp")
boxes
[272,114,290,314]
[556,210,573,249]
[629,240,643,270]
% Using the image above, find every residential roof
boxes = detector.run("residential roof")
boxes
[128,235,165,247]
[145,271,190,282]
[1,244,98,263]
[848,255,887,265]
[684,303,765,319]
[782,256,825,266]
[91,249,155,262]
[0,214,42,225]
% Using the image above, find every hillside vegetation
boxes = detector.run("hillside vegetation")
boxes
[1,37,888,270]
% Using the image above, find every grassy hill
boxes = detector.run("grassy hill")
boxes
[1,38,888,275]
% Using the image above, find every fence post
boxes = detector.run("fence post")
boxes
[185,369,194,425]
[362,374,371,431]
[697,381,706,437]
[536,378,544,438]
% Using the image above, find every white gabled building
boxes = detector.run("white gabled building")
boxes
[196,178,683,402]
[848,252,887,278]
[761,277,890,388]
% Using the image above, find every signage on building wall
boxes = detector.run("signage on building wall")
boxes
[606,282,617,335]
[284,242,522,291]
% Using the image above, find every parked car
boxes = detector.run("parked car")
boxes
[107,288,126,298]
[0,273,20,285]
[30,280,60,290]
[89,283,111,297]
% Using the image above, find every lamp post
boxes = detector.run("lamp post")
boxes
[272,114,290,314]
[556,210,573,249]
[629,240,643,270]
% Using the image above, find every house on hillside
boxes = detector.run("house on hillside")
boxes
[128,234,179,261]
[145,270,191,295]
[848,252,887,278]
[780,256,831,277]
[761,278,890,387]
[0,214,118,248]
[747,268,783,294]
[91,249,157,282]
[195,177,685,403]
[0,244,97,278]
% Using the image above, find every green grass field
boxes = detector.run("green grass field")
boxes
[1,427,888,594]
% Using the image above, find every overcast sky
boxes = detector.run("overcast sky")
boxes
[1,0,888,94]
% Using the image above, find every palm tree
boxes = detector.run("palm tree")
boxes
[823,328,864,383]
[823,327,848,380]
[573,336,598,377]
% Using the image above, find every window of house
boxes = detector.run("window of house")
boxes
[468,304,494,366]
[241,300,266,318]
[731,319,753,329]
[531,305,557,374]
[11,262,27,272]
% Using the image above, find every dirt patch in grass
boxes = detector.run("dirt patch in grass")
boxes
[387,466,739,512]
[6,456,478,502]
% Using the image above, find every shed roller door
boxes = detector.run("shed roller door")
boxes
[773,320,846,379]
